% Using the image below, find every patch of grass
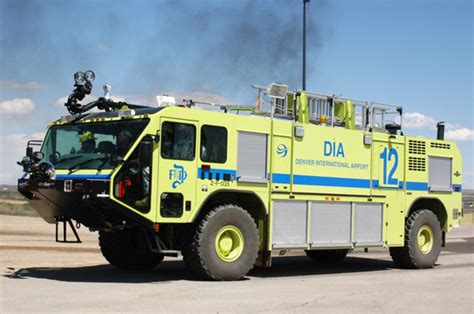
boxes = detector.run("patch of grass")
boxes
[0,202,38,217]
[0,187,38,217]
[0,190,26,200]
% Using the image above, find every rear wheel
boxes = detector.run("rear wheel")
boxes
[390,209,442,269]
[182,204,259,280]
[99,229,163,270]
[305,249,349,262]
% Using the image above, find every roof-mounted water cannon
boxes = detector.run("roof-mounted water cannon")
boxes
[63,71,146,115]
[64,70,96,114]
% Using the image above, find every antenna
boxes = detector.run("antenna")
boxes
[303,0,311,91]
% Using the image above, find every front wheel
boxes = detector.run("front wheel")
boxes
[99,229,163,270]
[182,204,259,281]
[390,209,442,269]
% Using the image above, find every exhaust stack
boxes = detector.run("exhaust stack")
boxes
[437,122,445,140]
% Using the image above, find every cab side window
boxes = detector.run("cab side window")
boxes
[161,122,196,160]
[200,125,227,163]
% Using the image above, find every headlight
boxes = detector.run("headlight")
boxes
[46,168,56,180]
[74,71,85,85]
[33,151,44,162]
[85,70,95,82]
[38,161,55,180]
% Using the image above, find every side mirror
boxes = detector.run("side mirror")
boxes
[26,147,33,159]
[138,138,153,165]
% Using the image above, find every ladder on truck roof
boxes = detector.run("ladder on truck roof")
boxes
[250,84,403,133]
[181,83,403,134]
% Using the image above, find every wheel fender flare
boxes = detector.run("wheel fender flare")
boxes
[191,189,268,223]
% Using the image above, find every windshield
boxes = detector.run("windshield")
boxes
[41,119,149,170]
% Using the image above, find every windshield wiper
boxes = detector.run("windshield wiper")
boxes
[96,155,123,173]
[54,155,82,165]
[68,156,108,174]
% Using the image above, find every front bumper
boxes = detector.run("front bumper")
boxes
[18,176,150,229]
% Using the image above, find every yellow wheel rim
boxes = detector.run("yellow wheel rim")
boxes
[417,225,434,255]
[215,225,244,262]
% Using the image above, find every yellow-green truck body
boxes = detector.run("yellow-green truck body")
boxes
[48,105,462,245]
[19,91,463,279]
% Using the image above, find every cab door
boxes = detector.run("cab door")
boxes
[157,118,198,222]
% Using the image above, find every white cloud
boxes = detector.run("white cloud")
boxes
[0,98,36,116]
[402,112,473,142]
[0,79,43,90]
[0,133,44,155]
[445,128,474,141]
[0,132,45,184]
[402,112,437,129]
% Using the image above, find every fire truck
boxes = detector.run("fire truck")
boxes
[18,71,463,280]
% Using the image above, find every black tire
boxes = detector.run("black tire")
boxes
[99,228,163,270]
[390,209,442,269]
[305,249,349,263]
[182,204,259,281]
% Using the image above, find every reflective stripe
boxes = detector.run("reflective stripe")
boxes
[270,173,462,192]
[294,175,370,188]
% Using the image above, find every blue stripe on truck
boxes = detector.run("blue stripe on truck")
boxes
[56,174,111,180]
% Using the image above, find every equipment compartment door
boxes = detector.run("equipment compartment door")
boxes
[272,200,308,248]
[157,118,198,221]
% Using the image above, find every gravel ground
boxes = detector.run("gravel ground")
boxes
[0,214,472,313]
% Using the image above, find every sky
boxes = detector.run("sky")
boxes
[0,0,472,187]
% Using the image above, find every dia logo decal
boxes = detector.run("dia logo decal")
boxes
[169,164,187,189]
[277,144,288,157]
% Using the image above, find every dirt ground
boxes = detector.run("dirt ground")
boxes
[0,214,473,313]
